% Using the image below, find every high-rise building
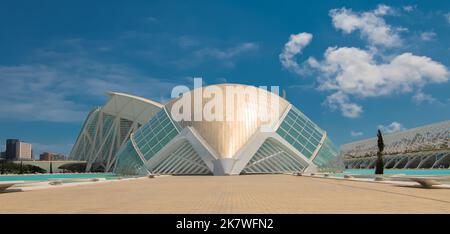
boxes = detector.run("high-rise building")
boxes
[5,139,19,161]
[16,141,32,160]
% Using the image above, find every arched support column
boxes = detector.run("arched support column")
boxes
[417,154,436,169]
[432,153,450,169]
[393,157,408,169]
[404,157,421,169]
[384,157,397,169]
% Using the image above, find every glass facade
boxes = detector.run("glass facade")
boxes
[276,106,324,159]
[242,138,306,174]
[151,140,211,175]
[114,141,148,175]
[114,108,180,174]
[132,109,179,161]
[313,137,343,171]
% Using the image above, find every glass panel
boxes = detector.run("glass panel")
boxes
[114,141,147,175]
[313,137,343,172]
[276,106,325,159]
[118,109,181,165]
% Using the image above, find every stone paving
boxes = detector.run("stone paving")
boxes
[1,175,450,213]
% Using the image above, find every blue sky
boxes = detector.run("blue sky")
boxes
[0,0,449,157]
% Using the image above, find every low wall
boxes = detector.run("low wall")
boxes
[13,161,86,173]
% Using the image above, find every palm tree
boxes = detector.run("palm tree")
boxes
[375,129,385,174]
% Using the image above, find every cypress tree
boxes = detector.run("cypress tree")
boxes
[375,129,385,174]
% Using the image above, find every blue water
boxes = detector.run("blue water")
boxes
[336,169,450,177]
[0,173,118,182]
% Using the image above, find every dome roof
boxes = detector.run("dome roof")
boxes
[165,84,289,159]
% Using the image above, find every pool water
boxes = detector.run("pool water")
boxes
[335,169,450,177]
[0,173,119,182]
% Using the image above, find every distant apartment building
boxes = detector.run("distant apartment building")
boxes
[3,139,33,161]
[16,141,32,160]
[39,152,66,161]
[5,139,19,160]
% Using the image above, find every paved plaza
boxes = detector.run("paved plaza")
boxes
[1,175,450,213]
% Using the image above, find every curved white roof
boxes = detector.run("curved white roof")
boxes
[107,91,164,108]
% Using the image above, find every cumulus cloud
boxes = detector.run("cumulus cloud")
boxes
[373,4,395,15]
[350,131,364,137]
[324,91,363,118]
[279,32,313,75]
[412,91,436,104]
[314,47,449,97]
[279,30,449,118]
[378,121,406,133]
[280,5,450,118]
[420,31,436,41]
[313,47,449,116]
[329,4,402,47]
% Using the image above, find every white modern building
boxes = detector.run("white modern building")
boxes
[342,120,450,169]
[70,84,343,175]
[69,92,163,172]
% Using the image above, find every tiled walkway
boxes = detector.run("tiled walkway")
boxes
[1,175,450,213]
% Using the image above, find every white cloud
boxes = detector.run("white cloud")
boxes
[420,31,436,41]
[412,91,436,104]
[378,121,406,133]
[373,4,395,16]
[279,30,449,118]
[329,4,402,47]
[195,42,258,60]
[402,5,415,12]
[314,47,449,97]
[281,6,450,118]
[351,131,364,137]
[313,47,449,117]
[0,65,86,122]
[324,91,363,118]
[0,60,176,123]
[279,32,313,75]
[190,42,259,68]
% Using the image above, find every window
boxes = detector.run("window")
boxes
[130,108,180,161]
[276,107,325,159]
